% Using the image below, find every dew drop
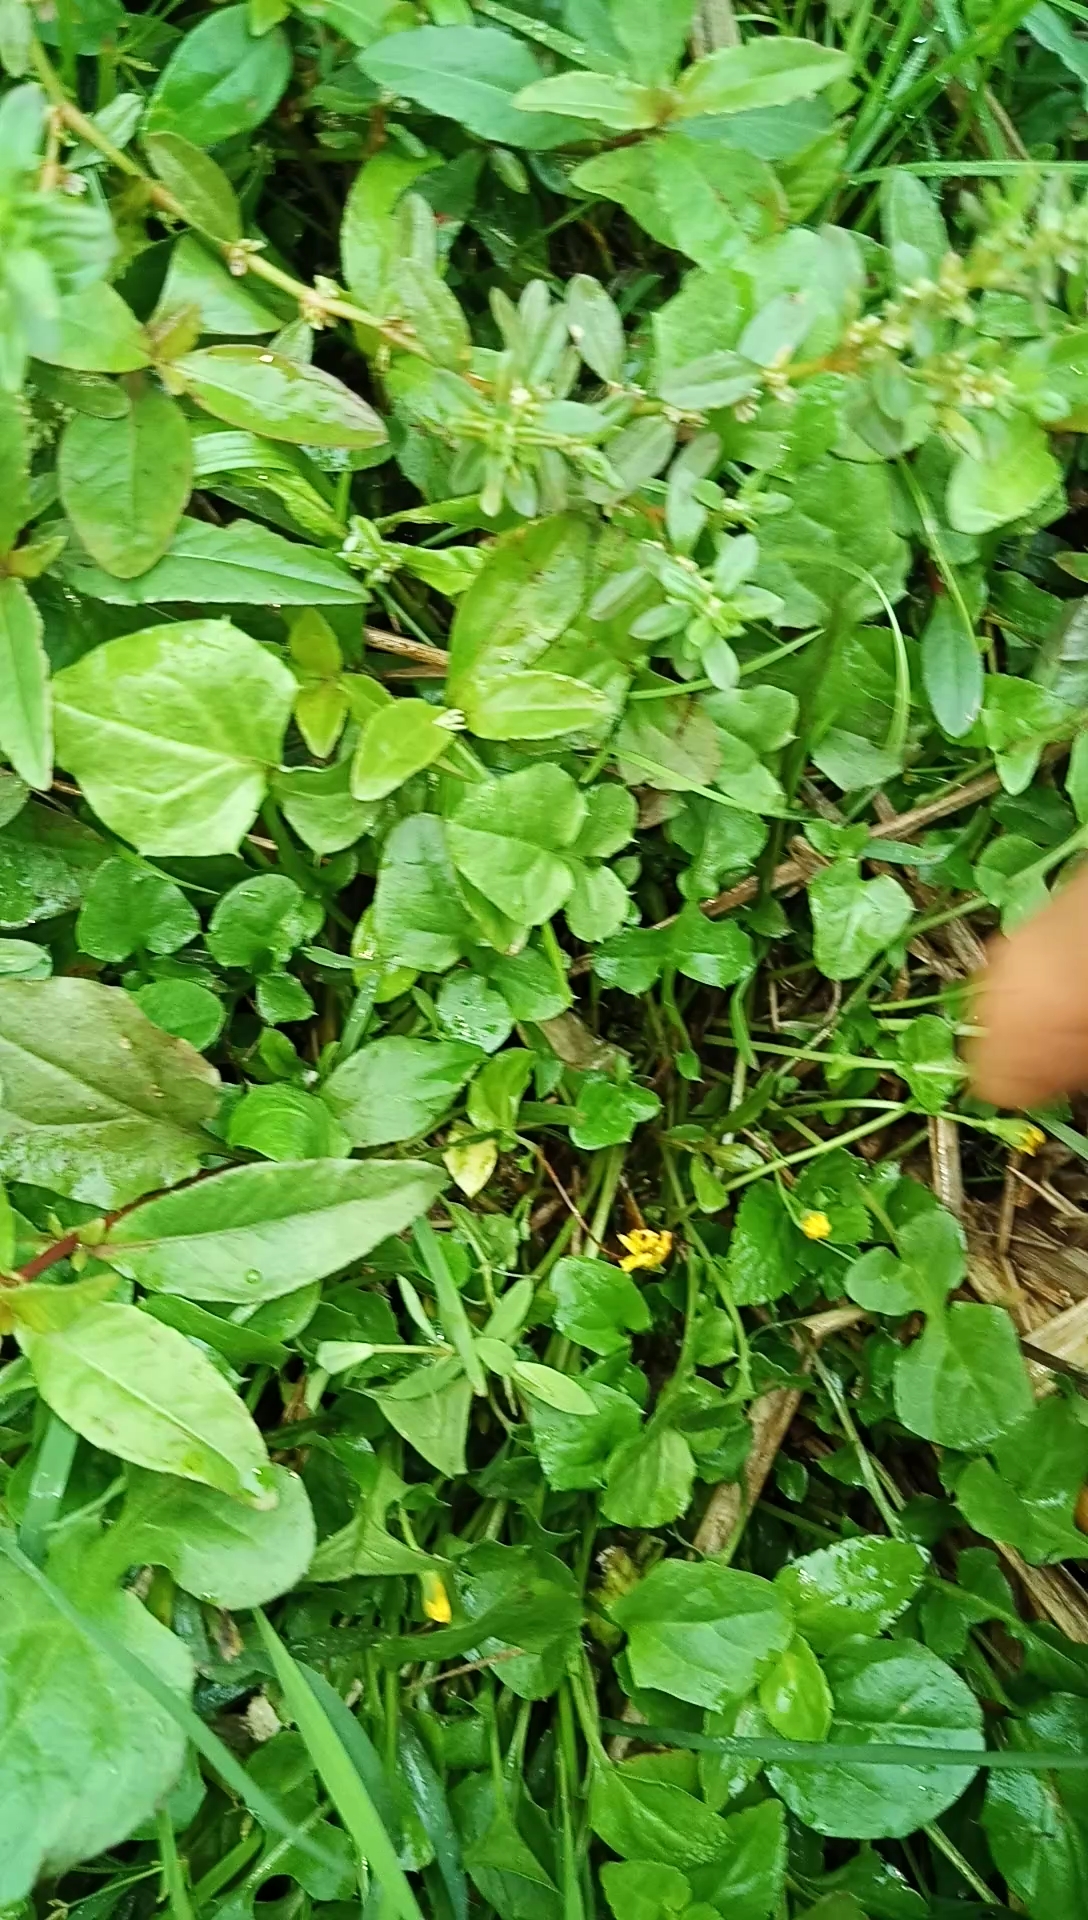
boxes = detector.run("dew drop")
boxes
[244,1268,263,1287]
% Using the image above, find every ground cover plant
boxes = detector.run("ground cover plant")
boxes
[12,0,1088,1913]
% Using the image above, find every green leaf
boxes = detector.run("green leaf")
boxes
[574,135,785,269]
[956,1396,1088,1564]
[373,813,477,972]
[105,1158,444,1302]
[570,1074,661,1149]
[448,513,591,717]
[19,1301,274,1504]
[371,1358,473,1477]
[146,5,292,146]
[513,1359,596,1414]
[601,1424,694,1526]
[809,862,913,980]
[551,1254,651,1355]
[921,595,983,739]
[143,130,242,241]
[136,979,225,1051]
[322,1035,482,1147]
[894,1302,1034,1451]
[0,800,108,931]
[514,72,665,130]
[226,1081,350,1160]
[157,233,279,335]
[528,1379,642,1491]
[63,516,366,607]
[447,764,585,926]
[0,976,220,1206]
[589,1766,737,1868]
[947,411,1062,534]
[687,1800,787,1920]
[601,1860,692,1920]
[759,1636,833,1742]
[207,873,321,970]
[614,1559,795,1711]
[882,171,948,285]
[768,1641,984,1839]
[0,1551,192,1903]
[897,1014,965,1114]
[674,38,849,118]
[774,1537,928,1655]
[359,26,591,149]
[176,347,387,450]
[0,577,51,790]
[668,902,754,987]
[29,282,150,373]
[352,698,454,799]
[567,273,625,382]
[54,618,296,855]
[77,857,200,961]
[983,1693,1088,1920]
[59,384,192,580]
[465,669,612,741]
[724,1183,798,1306]
[106,1463,315,1606]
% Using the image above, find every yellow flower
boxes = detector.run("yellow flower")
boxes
[618,1228,673,1273]
[1017,1124,1046,1157]
[420,1571,452,1624]
[800,1210,832,1241]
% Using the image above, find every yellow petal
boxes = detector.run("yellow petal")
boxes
[421,1571,452,1624]
[800,1210,832,1241]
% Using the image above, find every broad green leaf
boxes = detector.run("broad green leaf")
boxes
[602,1424,695,1526]
[63,516,366,607]
[687,1800,787,1920]
[54,618,296,855]
[551,1254,651,1355]
[724,1182,798,1306]
[373,813,476,972]
[614,1559,795,1710]
[567,273,625,382]
[956,1396,1088,1564]
[570,1074,661,1149]
[600,1860,692,1920]
[947,411,1062,534]
[513,1360,596,1414]
[894,1301,1034,1451]
[359,26,590,149]
[0,976,219,1206]
[157,233,280,335]
[809,862,913,980]
[29,283,149,372]
[448,513,591,713]
[882,171,948,285]
[675,38,849,118]
[514,72,664,130]
[321,1035,482,1147]
[143,129,242,241]
[351,698,454,799]
[611,0,693,84]
[104,1464,315,1606]
[76,857,199,962]
[19,1301,274,1504]
[0,1552,192,1903]
[447,763,585,926]
[146,5,292,146]
[775,1537,928,1655]
[275,760,376,856]
[589,1767,737,1868]
[341,150,439,310]
[175,346,387,450]
[897,1014,965,1113]
[920,596,983,739]
[759,1636,833,1742]
[207,873,321,970]
[136,980,225,1051]
[574,135,786,268]
[528,1380,642,1492]
[0,577,51,790]
[59,384,192,580]
[105,1158,445,1302]
[769,1641,984,1839]
[983,1693,1088,1920]
[0,800,108,930]
[465,669,612,741]
[371,1358,473,1477]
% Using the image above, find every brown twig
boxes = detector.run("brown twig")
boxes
[364,626,450,673]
